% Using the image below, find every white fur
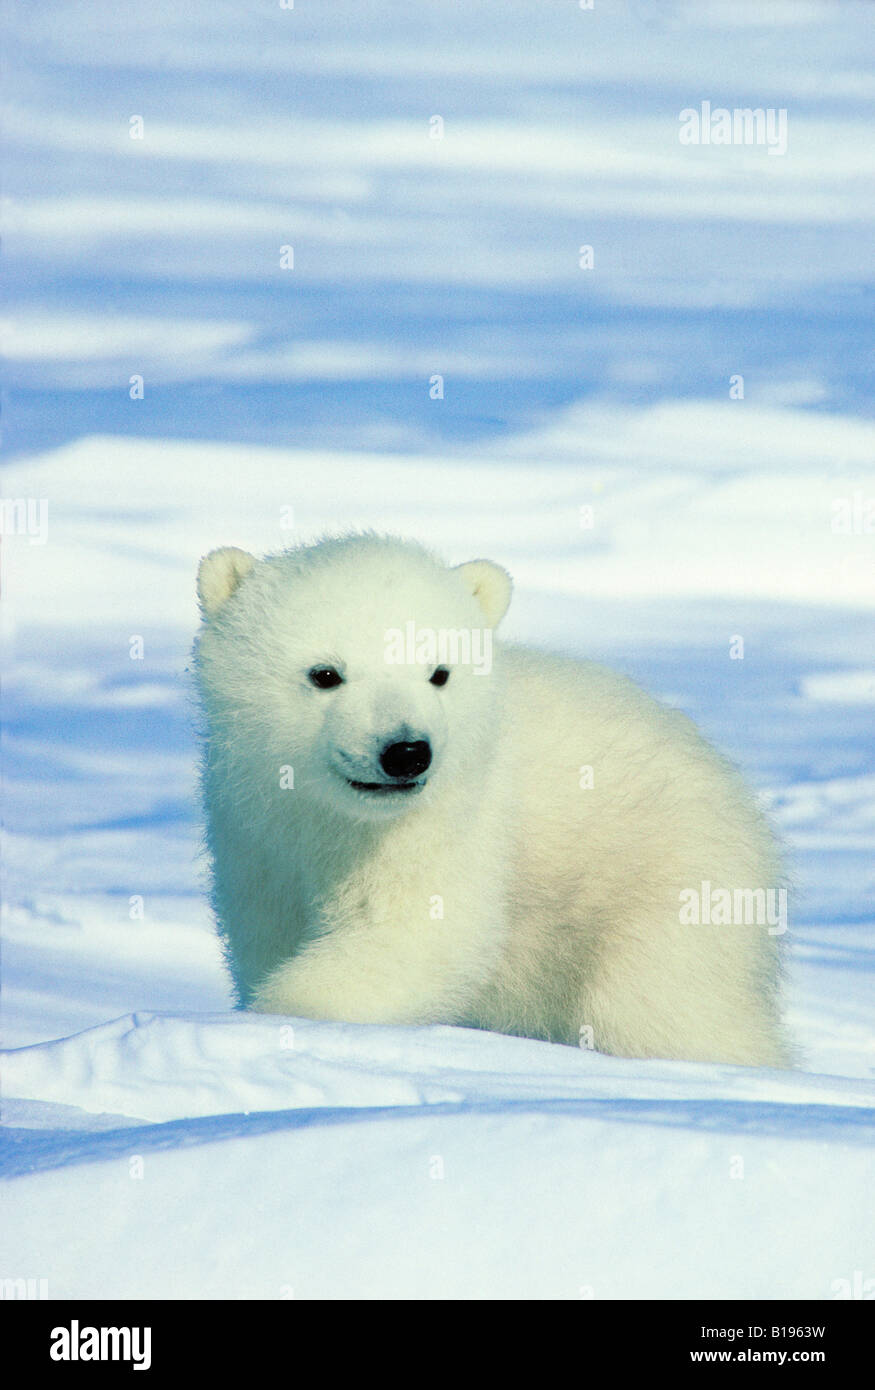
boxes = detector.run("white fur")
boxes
[193,533,792,1066]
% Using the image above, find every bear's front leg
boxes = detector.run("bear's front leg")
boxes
[251,935,429,1024]
[250,904,497,1027]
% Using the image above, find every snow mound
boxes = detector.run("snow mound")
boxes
[4,1010,874,1126]
[2,1013,873,1299]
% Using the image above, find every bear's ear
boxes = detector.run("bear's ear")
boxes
[197,547,256,619]
[454,559,513,628]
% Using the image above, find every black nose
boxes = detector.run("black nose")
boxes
[379,740,432,780]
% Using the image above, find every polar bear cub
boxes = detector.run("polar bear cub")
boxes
[194,533,791,1066]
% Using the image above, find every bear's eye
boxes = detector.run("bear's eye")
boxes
[429,667,450,687]
[308,666,344,689]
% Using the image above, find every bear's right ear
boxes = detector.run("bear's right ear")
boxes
[454,559,513,628]
[197,547,256,619]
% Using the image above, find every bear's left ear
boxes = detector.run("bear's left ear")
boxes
[197,547,256,619]
[454,559,513,628]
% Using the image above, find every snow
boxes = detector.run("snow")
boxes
[2,1014,872,1300]
[1,0,873,1300]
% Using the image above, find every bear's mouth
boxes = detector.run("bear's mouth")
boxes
[347,779,423,795]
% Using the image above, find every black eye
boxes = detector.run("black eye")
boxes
[308,667,343,689]
[429,667,450,687]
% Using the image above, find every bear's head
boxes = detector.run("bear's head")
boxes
[194,534,511,823]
